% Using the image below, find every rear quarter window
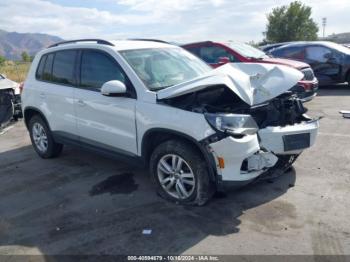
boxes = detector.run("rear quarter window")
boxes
[36,55,47,79]
[42,54,54,81]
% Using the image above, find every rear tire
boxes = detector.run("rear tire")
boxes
[149,140,214,206]
[29,115,63,158]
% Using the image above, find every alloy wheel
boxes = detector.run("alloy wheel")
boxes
[32,122,48,153]
[157,154,195,200]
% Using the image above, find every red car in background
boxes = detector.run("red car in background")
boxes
[182,41,318,102]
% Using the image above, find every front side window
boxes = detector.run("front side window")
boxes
[197,46,238,64]
[120,48,211,91]
[52,50,77,85]
[305,46,332,63]
[80,50,126,91]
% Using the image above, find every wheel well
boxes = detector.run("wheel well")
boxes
[141,129,217,182]
[23,108,49,130]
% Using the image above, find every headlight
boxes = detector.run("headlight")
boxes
[205,113,258,136]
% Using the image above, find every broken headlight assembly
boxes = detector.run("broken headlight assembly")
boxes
[204,113,259,136]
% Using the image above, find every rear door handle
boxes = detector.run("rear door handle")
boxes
[77,99,86,106]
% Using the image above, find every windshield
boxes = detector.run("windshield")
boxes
[227,42,268,59]
[120,48,211,91]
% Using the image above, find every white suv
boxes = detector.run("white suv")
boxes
[22,39,319,205]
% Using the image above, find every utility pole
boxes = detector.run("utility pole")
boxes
[322,17,327,38]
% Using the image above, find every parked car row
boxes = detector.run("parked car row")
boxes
[21,39,319,205]
[262,41,350,86]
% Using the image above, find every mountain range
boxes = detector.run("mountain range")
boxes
[0,29,63,60]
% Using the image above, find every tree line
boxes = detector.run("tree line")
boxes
[0,51,33,66]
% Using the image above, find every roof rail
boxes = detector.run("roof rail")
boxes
[128,38,169,44]
[48,39,114,48]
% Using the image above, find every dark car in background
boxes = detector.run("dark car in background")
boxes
[182,41,318,102]
[270,41,350,86]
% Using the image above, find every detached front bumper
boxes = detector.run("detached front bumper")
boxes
[208,118,319,185]
[258,118,318,155]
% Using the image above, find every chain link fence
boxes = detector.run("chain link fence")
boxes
[0,61,31,83]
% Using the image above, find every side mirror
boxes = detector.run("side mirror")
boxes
[218,56,230,65]
[101,80,127,96]
[1,73,7,78]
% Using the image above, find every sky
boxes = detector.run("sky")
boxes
[0,0,349,43]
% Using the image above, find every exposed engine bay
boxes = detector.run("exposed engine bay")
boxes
[162,85,308,129]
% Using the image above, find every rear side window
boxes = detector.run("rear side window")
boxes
[51,50,77,85]
[80,50,126,91]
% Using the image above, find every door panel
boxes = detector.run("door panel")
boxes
[305,46,341,83]
[36,51,77,135]
[75,89,137,155]
[75,50,137,155]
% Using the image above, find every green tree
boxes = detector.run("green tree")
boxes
[264,1,319,43]
[21,51,30,62]
[0,55,5,66]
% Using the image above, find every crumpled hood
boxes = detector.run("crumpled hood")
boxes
[157,63,304,106]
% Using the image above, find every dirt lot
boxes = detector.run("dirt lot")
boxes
[0,87,350,257]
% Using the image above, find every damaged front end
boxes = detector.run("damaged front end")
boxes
[157,63,319,186]
[0,79,22,127]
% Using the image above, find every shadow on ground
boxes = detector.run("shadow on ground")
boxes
[0,142,296,258]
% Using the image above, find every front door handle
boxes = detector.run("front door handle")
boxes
[77,99,86,106]
[39,93,46,99]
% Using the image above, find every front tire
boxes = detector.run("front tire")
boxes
[29,115,63,158]
[149,140,214,206]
